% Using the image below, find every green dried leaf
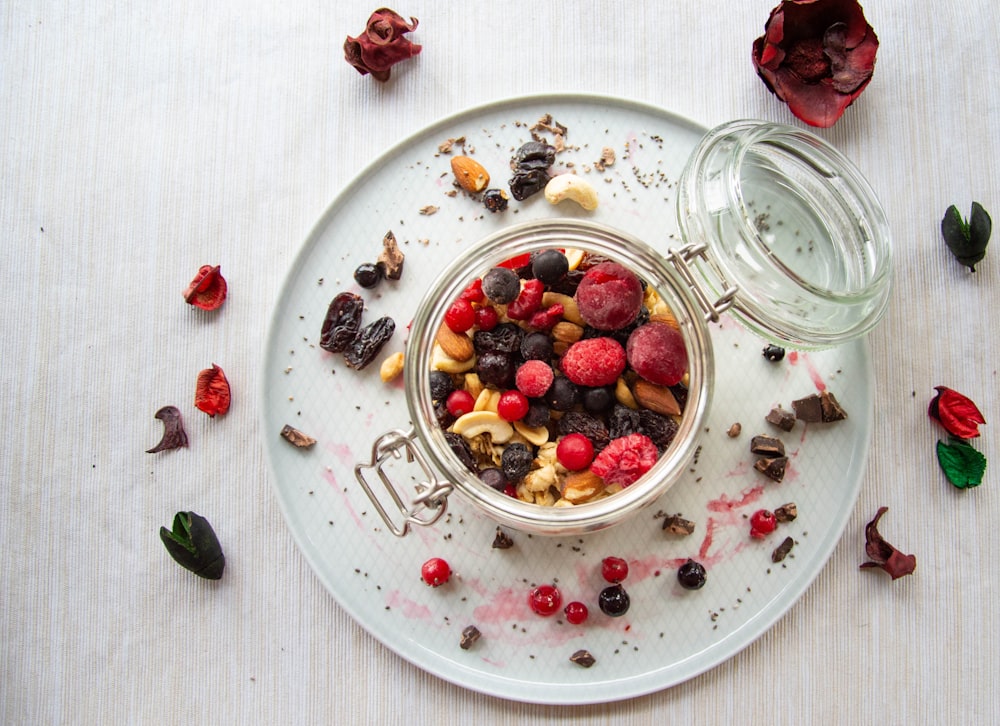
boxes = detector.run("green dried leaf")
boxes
[936,438,987,489]
[159,511,226,579]
[941,202,992,271]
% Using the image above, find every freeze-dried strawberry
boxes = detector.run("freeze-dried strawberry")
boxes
[560,337,626,387]
[590,433,658,487]
[527,303,564,331]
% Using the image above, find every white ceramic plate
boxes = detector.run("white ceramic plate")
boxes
[260,94,873,704]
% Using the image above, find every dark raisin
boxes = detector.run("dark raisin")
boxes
[482,188,510,213]
[639,409,679,451]
[508,169,550,201]
[474,322,522,354]
[608,404,641,439]
[434,400,454,428]
[522,399,551,428]
[545,376,579,411]
[429,370,455,401]
[353,262,383,289]
[476,351,514,387]
[582,386,615,414]
[343,316,395,370]
[677,559,707,590]
[597,584,630,617]
[445,432,477,473]
[319,292,364,353]
[547,268,585,296]
[482,267,521,304]
[479,467,507,491]
[531,250,569,285]
[762,344,786,362]
[558,411,609,450]
[501,443,533,482]
[512,141,556,171]
[520,332,553,361]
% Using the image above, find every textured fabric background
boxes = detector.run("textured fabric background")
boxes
[2,1,997,722]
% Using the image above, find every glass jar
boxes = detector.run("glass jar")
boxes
[355,120,892,538]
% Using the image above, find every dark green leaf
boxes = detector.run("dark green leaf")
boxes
[159,511,226,579]
[936,438,987,489]
[941,202,991,271]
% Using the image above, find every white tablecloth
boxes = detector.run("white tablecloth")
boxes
[3,1,997,722]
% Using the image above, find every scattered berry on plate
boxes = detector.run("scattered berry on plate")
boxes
[677,559,707,590]
[600,556,629,584]
[597,584,630,617]
[563,601,589,625]
[528,584,563,616]
[749,509,778,539]
[420,557,451,587]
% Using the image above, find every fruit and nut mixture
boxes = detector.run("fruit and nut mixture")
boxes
[429,247,690,506]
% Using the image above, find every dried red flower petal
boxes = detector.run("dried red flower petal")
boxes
[752,0,879,127]
[195,364,231,417]
[344,8,422,82]
[146,405,189,453]
[183,265,227,311]
[859,506,916,580]
[928,386,986,439]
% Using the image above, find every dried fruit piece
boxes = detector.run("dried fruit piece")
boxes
[160,511,225,580]
[344,316,395,370]
[936,438,987,489]
[194,364,231,417]
[928,386,986,439]
[280,424,317,448]
[377,230,405,280]
[146,405,188,453]
[590,433,658,487]
[941,202,991,271]
[860,506,916,580]
[574,261,643,330]
[182,265,227,311]
[320,292,364,353]
[627,321,688,386]
[344,8,422,82]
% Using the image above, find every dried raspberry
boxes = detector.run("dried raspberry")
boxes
[574,261,643,330]
[590,433,658,487]
[626,321,688,386]
[506,279,544,320]
[459,277,484,304]
[560,337,626,387]
[515,360,554,398]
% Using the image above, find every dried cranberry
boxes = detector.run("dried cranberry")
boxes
[506,279,544,321]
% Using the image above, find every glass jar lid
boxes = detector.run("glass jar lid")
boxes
[677,120,893,349]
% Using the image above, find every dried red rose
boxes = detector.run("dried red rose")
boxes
[146,405,189,453]
[928,386,986,439]
[752,0,879,128]
[344,8,422,82]
[195,364,231,417]
[183,265,227,311]
[859,506,916,580]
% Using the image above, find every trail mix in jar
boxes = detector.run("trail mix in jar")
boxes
[428,248,690,506]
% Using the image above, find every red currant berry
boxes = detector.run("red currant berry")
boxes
[420,557,451,587]
[563,601,589,625]
[459,277,485,304]
[556,433,595,471]
[474,305,499,331]
[749,509,778,539]
[528,584,562,616]
[446,389,476,417]
[444,298,476,333]
[601,556,629,584]
[497,390,530,422]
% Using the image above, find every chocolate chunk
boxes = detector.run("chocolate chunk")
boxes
[492,527,514,549]
[569,649,596,668]
[819,391,848,422]
[750,434,785,457]
[459,625,481,650]
[377,230,405,280]
[662,513,696,536]
[774,502,798,522]
[793,391,848,423]
[754,456,788,482]
[765,407,796,431]
[771,536,794,563]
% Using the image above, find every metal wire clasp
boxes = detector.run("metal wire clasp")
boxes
[354,428,454,537]
[667,243,739,323]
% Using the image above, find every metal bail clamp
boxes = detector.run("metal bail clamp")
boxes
[354,428,455,537]
[667,243,739,323]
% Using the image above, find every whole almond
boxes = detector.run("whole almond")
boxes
[435,323,475,361]
[632,379,681,416]
[561,470,605,504]
[552,321,584,344]
[451,156,490,193]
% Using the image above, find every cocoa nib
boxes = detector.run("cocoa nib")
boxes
[754,456,788,482]
[662,513,696,536]
[146,405,188,453]
[491,527,514,549]
[771,536,794,563]
[774,502,798,523]
[377,230,405,280]
[792,391,847,423]
[459,625,482,650]
[765,406,796,431]
[280,424,316,448]
[569,649,596,668]
[860,506,916,580]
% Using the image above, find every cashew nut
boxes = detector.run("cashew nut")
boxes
[512,421,550,446]
[544,174,599,211]
[451,411,514,443]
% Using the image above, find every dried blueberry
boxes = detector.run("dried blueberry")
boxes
[558,411,609,449]
[429,370,454,401]
[598,584,630,617]
[479,467,507,491]
[520,332,553,362]
[522,399,551,428]
[677,559,707,590]
[608,404,641,439]
[582,386,615,414]
[482,267,521,304]
[474,322,522,354]
[762,344,786,362]
[434,400,453,428]
[545,376,579,411]
[476,351,514,387]
[509,169,550,201]
[531,250,569,285]
[501,443,533,482]
[353,262,383,289]
[482,188,510,213]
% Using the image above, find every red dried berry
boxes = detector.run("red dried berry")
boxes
[527,303,564,331]
[590,433,658,487]
[446,390,476,417]
[574,261,643,330]
[627,321,688,386]
[194,364,231,417]
[563,601,589,625]
[182,265,227,311]
[749,509,778,539]
[497,390,530,422]
[506,279,544,320]
[474,305,499,332]
[556,433,594,471]
[560,337,627,387]
[601,556,629,584]
[515,360,554,398]
[445,298,476,333]
[528,584,562,616]
[421,557,451,587]
[497,252,532,270]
